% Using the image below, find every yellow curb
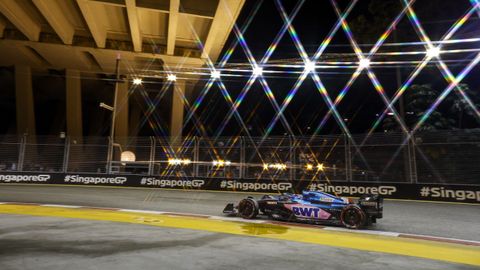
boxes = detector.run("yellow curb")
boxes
[0,204,479,266]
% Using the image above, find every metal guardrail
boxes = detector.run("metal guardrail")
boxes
[1,130,479,185]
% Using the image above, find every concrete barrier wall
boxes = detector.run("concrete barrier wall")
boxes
[1,172,479,204]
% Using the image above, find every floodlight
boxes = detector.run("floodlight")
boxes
[268,163,287,170]
[167,74,177,82]
[168,158,181,165]
[306,164,314,170]
[212,160,231,167]
[426,46,441,58]
[211,70,221,79]
[304,60,316,73]
[252,66,263,76]
[168,158,191,165]
[213,160,223,166]
[121,151,136,162]
[132,78,142,85]
[99,102,114,111]
[317,163,324,171]
[359,58,371,69]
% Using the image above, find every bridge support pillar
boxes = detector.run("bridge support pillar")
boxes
[170,80,186,146]
[15,65,36,136]
[114,79,129,146]
[66,69,83,138]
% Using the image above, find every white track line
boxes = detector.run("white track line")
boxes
[41,204,82,208]
[399,233,480,245]
[323,227,400,237]
[118,209,166,215]
[208,216,267,223]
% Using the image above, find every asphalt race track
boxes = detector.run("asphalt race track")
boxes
[0,184,478,241]
[0,184,479,270]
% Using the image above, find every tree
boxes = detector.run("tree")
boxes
[447,84,480,129]
[350,0,470,43]
[406,84,455,131]
[350,0,403,46]
[382,84,480,131]
[383,84,455,131]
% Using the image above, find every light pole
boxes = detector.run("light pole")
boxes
[99,55,123,173]
[111,55,121,140]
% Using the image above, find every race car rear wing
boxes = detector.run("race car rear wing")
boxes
[358,194,383,219]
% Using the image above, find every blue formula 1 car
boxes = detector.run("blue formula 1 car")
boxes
[223,190,383,229]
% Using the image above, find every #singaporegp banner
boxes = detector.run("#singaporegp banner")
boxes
[0,172,479,204]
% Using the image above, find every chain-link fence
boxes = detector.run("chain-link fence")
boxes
[1,130,479,185]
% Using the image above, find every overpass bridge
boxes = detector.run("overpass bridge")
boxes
[0,0,245,138]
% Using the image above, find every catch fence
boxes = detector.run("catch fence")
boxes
[1,130,479,185]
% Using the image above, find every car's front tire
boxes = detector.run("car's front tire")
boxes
[238,198,259,219]
[340,205,366,229]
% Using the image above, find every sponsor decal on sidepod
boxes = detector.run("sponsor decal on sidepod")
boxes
[285,204,331,220]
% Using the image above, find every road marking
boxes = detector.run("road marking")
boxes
[41,204,82,208]
[399,233,480,247]
[0,203,479,266]
[208,216,267,223]
[323,227,400,237]
[0,201,477,245]
[118,209,166,215]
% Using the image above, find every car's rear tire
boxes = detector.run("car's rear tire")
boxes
[340,205,366,229]
[238,198,259,219]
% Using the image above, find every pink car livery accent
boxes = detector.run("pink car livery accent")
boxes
[285,204,331,220]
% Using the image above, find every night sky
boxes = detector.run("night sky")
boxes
[184,0,480,137]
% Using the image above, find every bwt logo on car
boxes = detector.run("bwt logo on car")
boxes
[310,183,396,196]
[220,180,292,191]
[0,174,50,183]
[64,175,127,185]
[290,206,331,219]
[140,178,205,188]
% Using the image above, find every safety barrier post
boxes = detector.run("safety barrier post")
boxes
[17,135,26,171]
[148,136,155,176]
[344,133,352,182]
[106,136,113,174]
[289,135,295,181]
[240,136,245,179]
[408,133,418,183]
[194,136,199,177]
[62,137,70,173]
